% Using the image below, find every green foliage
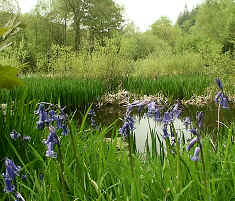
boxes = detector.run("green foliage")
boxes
[0,64,23,89]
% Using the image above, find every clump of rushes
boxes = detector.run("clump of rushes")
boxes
[214,78,229,140]
[35,102,69,201]
[2,158,25,201]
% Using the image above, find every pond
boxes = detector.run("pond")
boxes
[90,102,235,153]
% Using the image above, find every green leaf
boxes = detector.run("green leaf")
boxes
[0,28,8,37]
[0,64,23,90]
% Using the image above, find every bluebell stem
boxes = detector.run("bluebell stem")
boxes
[10,130,21,140]
[191,147,200,161]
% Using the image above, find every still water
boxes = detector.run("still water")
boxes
[93,103,235,152]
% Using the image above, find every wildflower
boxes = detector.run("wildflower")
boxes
[119,115,135,137]
[44,126,59,158]
[48,110,57,121]
[15,192,25,201]
[34,104,44,115]
[22,136,31,141]
[196,111,203,129]
[162,111,173,124]
[45,142,57,158]
[154,108,162,122]
[216,78,223,90]
[61,124,69,136]
[186,137,198,151]
[214,91,223,103]
[170,103,181,119]
[184,117,191,127]
[147,102,155,117]
[4,158,21,180]
[88,108,96,127]
[10,130,21,140]
[136,101,147,113]
[189,128,197,135]
[219,96,229,109]
[2,175,15,193]
[191,147,200,161]
[162,124,170,139]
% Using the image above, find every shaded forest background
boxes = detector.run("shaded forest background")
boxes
[0,0,235,81]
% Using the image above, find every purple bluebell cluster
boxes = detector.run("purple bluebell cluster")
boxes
[35,103,70,158]
[35,103,69,135]
[2,158,25,200]
[214,78,229,109]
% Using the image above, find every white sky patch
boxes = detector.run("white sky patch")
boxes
[114,0,204,31]
[18,0,37,13]
[18,0,204,32]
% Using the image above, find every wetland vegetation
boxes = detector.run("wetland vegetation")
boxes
[0,0,235,200]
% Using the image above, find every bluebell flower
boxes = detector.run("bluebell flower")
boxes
[191,147,200,161]
[216,78,223,90]
[147,102,155,117]
[162,124,170,139]
[214,91,223,103]
[10,130,21,140]
[219,96,229,109]
[62,124,69,136]
[34,104,44,115]
[162,111,173,124]
[14,192,25,201]
[196,111,203,129]
[184,117,191,127]
[136,102,147,113]
[2,175,15,193]
[44,126,59,146]
[119,115,135,137]
[4,158,21,180]
[48,110,57,121]
[189,128,197,135]
[154,108,162,122]
[22,136,31,141]
[170,103,181,119]
[186,137,198,151]
[45,142,57,158]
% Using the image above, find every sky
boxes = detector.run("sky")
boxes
[18,0,204,32]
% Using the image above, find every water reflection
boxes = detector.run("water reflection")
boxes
[134,115,192,153]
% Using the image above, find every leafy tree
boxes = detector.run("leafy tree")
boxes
[0,16,23,90]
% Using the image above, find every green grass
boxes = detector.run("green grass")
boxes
[0,96,235,201]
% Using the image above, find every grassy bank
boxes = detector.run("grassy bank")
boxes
[0,100,234,201]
